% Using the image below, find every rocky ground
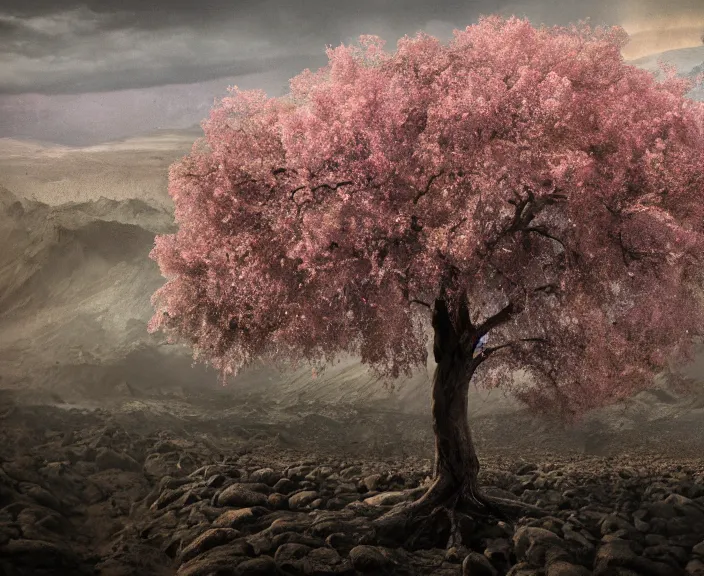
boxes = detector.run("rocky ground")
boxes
[1,389,704,576]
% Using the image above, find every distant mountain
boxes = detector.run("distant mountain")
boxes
[627,45,704,101]
[627,45,704,76]
[0,134,193,208]
[0,183,434,408]
[0,185,192,399]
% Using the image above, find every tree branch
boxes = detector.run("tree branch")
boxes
[518,190,567,230]
[290,180,356,218]
[506,189,533,232]
[481,188,567,262]
[310,180,355,194]
[290,186,307,201]
[183,167,217,179]
[413,171,444,204]
[599,198,621,217]
[522,226,567,250]
[476,302,520,338]
[470,337,548,369]
[232,177,258,188]
[449,217,467,236]
[291,180,355,202]
[272,167,297,176]
[533,283,558,295]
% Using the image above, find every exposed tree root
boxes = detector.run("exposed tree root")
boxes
[371,480,548,549]
[481,494,549,520]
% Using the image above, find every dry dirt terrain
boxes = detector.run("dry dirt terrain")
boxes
[1,387,704,576]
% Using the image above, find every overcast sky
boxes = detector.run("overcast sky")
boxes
[1,0,703,145]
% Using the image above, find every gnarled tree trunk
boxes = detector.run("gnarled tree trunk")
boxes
[372,295,544,546]
[429,344,482,503]
[412,297,487,512]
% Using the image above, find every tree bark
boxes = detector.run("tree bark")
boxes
[411,297,487,511]
[429,346,482,503]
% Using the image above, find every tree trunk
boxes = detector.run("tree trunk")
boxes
[429,348,483,504]
[413,297,485,510]
[371,297,547,546]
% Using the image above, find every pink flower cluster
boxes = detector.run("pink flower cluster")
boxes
[149,16,704,420]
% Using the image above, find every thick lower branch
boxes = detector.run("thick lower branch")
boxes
[476,301,519,338]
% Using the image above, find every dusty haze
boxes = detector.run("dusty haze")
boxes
[1,42,704,459]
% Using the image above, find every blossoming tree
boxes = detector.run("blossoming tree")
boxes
[149,16,704,526]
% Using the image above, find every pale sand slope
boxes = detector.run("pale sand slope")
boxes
[0,130,198,210]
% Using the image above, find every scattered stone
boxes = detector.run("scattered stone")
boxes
[273,477,295,494]
[594,538,674,576]
[288,490,320,510]
[212,507,267,529]
[362,474,383,492]
[179,527,241,563]
[216,484,269,508]
[546,560,592,576]
[267,492,288,509]
[463,551,498,576]
[0,538,92,575]
[234,555,277,575]
[2,398,704,576]
[349,545,394,573]
[513,526,568,565]
[175,543,252,576]
[686,559,704,576]
[23,484,62,511]
[249,468,279,486]
[95,448,141,472]
[693,540,704,556]
[144,453,180,478]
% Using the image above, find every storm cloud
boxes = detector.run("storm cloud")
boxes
[2,0,702,95]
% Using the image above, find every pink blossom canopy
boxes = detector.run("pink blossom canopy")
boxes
[149,16,704,419]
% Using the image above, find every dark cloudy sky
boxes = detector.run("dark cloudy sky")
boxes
[1,0,703,145]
